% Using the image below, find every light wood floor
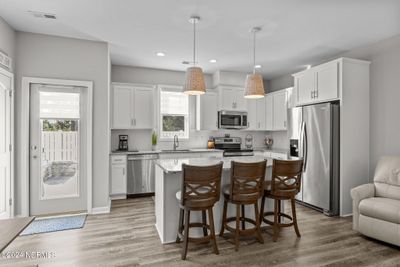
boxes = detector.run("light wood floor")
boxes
[1,197,400,267]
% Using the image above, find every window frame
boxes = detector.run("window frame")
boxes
[158,85,190,140]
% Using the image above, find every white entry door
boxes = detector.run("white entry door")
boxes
[30,84,88,215]
[0,71,12,219]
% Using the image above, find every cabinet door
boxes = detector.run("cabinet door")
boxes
[316,62,339,101]
[134,88,153,129]
[113,86,133,129]
[273,91,287,130]
[265,94,273,130]
[220,87,235,110]
[111,164,127,195]
[235,89,247,111]
[296,71,315,105]
[200,93,218,130]
[256,98,266,130]
[246,99,257,130]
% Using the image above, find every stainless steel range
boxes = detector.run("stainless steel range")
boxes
[214,137,254,157]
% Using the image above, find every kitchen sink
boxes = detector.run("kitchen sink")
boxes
[161,149,191,152]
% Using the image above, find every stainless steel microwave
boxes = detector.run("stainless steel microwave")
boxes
[218,110,248,129]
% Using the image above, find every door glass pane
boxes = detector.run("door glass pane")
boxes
[39,92,80,200]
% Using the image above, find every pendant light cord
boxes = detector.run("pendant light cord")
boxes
[253,30,256,74]
[193,19,196,66]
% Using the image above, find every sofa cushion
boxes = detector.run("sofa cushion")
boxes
[359,197,400,224]
[374,157,400,200]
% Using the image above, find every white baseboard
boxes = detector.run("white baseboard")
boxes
[91,198,111,214]
[110,194,127,200]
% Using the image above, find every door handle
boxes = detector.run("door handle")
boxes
[303,122,308,172]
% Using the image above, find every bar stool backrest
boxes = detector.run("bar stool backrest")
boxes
[180,162,223,209]
[230,160,267,204]
[271,159,303,198]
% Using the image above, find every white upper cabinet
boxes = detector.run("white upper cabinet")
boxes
[218,86,246,111]
[112,83,154,129]
[265,94,273,130]
[296,70,315,105]
[113,85,133,129]
[133,88,153,129]
[246,97,266,130]
[272,90,287,130]
[293,60,340,106]
[196,91,218,130]
[316,61,339,101]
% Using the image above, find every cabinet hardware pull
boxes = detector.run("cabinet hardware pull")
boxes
[311,91,314,99]
[123,168,125,175]
[315,90,318,98]
[131,118,134,126]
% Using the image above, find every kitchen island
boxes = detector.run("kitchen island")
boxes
[154,156,275,244]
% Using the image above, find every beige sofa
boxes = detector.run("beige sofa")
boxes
[351,156,400,246]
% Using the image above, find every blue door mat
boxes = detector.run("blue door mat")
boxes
[20,214,87,236]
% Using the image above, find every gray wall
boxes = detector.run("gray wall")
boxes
[0,16,15,71]
[342,35,400,177]
[269,34,400,178]
[268,73,293,92]
[15,32,110,214]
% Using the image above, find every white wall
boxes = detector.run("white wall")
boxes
[269,34,400,180]
[15,32,110,214]
[111,65,275,151]
[0,16,15,71]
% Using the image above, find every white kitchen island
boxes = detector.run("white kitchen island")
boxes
[154,156,275,244]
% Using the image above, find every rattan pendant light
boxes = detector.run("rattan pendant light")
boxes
[183,16,206,95]
[244,27,265,99]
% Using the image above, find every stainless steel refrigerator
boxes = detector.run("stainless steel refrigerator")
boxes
[288,102,339,216]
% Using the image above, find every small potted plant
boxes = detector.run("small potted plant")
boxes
[151,131,158,151]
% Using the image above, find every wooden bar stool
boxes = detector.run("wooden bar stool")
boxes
[219,160,266,251]
[175,162,223,260]
[260,159,303,242]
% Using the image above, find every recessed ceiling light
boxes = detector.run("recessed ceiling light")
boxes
[254,64,262,69]
[209,59,217,63]
[156,52,165,57]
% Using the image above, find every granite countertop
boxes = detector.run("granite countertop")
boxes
[110,148,223,155]
[155,156,274,173]
[252,147,289,154]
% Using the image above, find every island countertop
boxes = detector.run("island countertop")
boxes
[155,156,275,173]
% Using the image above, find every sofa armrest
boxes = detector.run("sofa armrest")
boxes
[350,183,375,231]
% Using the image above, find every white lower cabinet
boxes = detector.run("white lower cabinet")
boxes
[110,155,127,198]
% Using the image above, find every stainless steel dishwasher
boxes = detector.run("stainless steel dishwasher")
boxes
[127,153,159,195]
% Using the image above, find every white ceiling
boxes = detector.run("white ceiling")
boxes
[1,0,400,79]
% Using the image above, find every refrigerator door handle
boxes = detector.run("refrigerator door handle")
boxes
[303,122,308,172]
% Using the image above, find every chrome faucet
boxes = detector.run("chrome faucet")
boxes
[173,135,179,150]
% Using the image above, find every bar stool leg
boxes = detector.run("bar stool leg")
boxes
[235,204,240,251]
[272,199,279,242]
[181,210,190,260]
[241,205,245,230]
[176,208,184,243]
[208,207,219,255]
[254,202,264,244]
[260,194,266,224]
[202,210,208,237]
[219,199,227,237]
[291,198,301,237]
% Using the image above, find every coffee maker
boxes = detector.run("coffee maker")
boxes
[118,135,129,151]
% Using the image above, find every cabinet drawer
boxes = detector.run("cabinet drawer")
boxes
[111,155,127,164]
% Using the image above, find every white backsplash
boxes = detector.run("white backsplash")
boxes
[111,129,289,151]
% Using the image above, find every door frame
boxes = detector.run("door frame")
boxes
[0,67,14,218]
[21,77,93,217]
